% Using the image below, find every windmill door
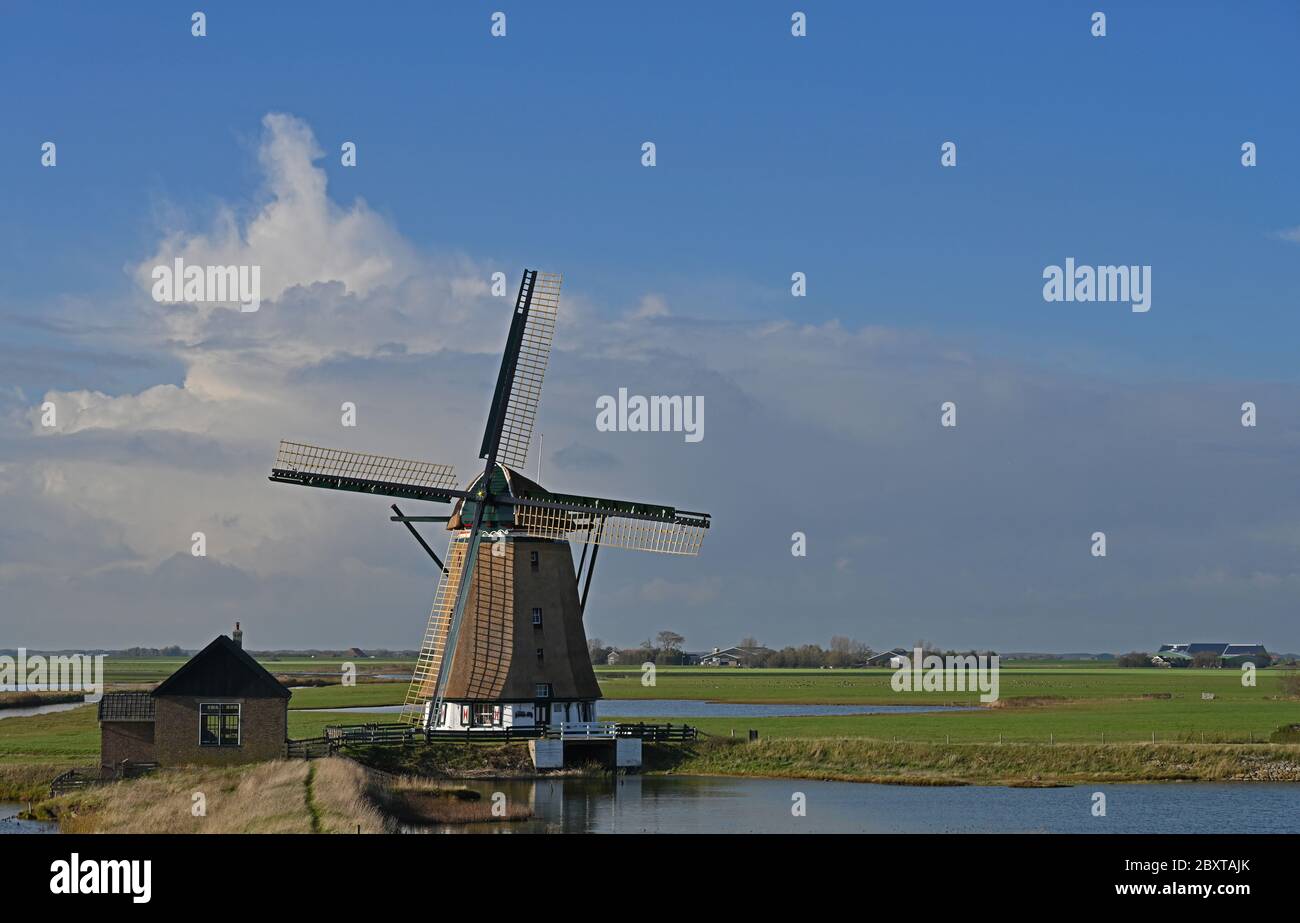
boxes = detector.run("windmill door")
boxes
[535,702,550,728]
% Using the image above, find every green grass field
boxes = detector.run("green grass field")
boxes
[98,657,413,685]
[1,663,1295,778]
[290,664,1300,744]
[595,665,1300,744]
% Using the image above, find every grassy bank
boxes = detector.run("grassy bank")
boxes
[23,757,526,832]
[344,741,537,777]
[0,762,75,801]
[649,737,1300,786]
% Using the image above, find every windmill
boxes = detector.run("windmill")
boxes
[268,270,710,733]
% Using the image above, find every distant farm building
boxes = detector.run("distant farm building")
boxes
[97,624,290,776]
[861,648,910,668]
[692,646,771,667]
[1154,643,1269,667]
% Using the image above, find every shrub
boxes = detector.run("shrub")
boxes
[1116,651,1154,668]
[1279,672,1300,699]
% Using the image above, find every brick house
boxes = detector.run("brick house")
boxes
[98,625,291,774]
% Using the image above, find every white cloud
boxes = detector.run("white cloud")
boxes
[134,113,418,317]
[11,113,1300,652]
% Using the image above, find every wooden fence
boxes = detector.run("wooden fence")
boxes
[285,721,698,758]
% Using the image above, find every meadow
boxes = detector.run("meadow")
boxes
[1,661,1296,793]
[96,657,413,685]
[595,665,1300,745]
[289,663,1300,744]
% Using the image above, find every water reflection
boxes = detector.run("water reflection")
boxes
[422,776,1300,834]
[0,803,57,835]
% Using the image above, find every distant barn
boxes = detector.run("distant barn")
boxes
[98,624,290,776]
[693,646,771,667]
[1154,643,1269,667]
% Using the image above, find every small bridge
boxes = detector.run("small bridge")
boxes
[286,721,697,760]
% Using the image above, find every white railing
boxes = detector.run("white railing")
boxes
[549,721,616,740]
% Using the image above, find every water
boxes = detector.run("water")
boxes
[5,773,1292,835]
[426,776,1300,834]
[299,699,974,717]
[0,702,88,720]
[0,803,57,835]
[0,684,93,720]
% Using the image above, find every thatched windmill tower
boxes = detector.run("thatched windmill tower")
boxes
[269,270,710,733]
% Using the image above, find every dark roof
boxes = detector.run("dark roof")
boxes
[98,692,155,722]
[454,463,551,527]
[1159,643,1268,657]
[863,650,904,663]
[151,635,291,699]
[699,646,773,658]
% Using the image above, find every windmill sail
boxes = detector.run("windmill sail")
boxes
[270,441,459,503]
[401,535,467,723]
[510,493,710,556]
[479,270,561,470]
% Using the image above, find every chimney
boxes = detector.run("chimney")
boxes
[232,621,243,649]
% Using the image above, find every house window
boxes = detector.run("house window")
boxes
[536,647,544,661]
[199,703,240,747]
[535,683,552,698]
[530,550,539,572]
[460,705,470,726]
[532,607,542,627]
[473,703,495,726]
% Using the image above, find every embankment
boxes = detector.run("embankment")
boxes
[647,737,1300,785]
[25,757,528,832]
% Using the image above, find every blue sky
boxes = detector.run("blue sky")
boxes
[4,2,1300,651]
[6,2,1299,373]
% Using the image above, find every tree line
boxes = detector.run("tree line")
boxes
[586,635,993,669]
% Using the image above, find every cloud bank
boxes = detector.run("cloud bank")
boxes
[7,113,1300,654]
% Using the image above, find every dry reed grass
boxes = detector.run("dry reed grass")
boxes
[34,756,522,832]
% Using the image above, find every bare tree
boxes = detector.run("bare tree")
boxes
[656,630,685,652]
